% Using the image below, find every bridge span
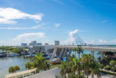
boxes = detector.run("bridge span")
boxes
[51,46,116,60]
[55,45,116,52]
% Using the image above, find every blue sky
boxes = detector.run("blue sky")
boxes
[0,0,116,45]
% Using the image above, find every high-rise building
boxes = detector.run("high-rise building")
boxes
[45,43,49,45]
[21,43,27,47]
[37,43,42,45]
[55,40,60,45]
[29,41,37,46]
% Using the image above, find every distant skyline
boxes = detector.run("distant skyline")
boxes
[0,0,116,45]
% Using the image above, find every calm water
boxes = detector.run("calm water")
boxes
[0,56,31,78]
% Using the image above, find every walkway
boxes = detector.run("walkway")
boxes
[27,68,62,78]
[5,68,36,78]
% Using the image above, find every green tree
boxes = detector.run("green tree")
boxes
[110,60,116,67]
[9,65,20,73]
[9,66,16,73]
[81,54,92,78]
[73,46,83,77]
[73,46,83,59]
[14,65,20,71]
[104,65,110,70]
[11,48,23,54]
[90,62,101,78]
[60,62,68,78]
[33,53,50,71]
[25,62,33,69]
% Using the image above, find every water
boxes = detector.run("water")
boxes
[71,50,100,59]
[71,45,116,59]
[0,56,31,78]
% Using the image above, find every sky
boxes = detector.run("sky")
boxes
[0,0,116,45]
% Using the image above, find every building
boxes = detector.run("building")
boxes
[55,40,60,45]
[45,43,49,45]
[37,43,42,45]
[21,43,27,47]
[29,41,37,46]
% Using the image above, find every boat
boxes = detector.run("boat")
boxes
[0,52,7,58]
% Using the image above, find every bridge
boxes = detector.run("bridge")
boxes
[51,45,116,60]
[55,45,116,52]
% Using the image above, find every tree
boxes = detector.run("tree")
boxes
[81,54,101,78]
[90,62,101,78]
[60,54,101,78]
[33,53,50,71]
[60,62,68,78]
[73,46,83,59]
[73,46,83,77]
[72,57,81,78]
[60,56,83,78]
[14,65,20,71]
[9,65,20,73]
[81,54,92,78]
[9,66,16,73]
[11,48,23,54]
[110,60,116,67]
[25,62,33,69]
[104,65,110,70]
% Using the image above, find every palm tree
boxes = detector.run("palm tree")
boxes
[73,46,83,59]
[33,53,50,71]
[81,54,93,78]
[81,54,101,78]
[73,46,83,77]
[60,62,68,78]
[90,62,101,78]
[72,57,81,78]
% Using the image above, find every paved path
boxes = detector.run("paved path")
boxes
[88,75,116,78]
[27,68,62,78]
[27,68,115,78]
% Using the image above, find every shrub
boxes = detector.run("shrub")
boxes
[104,65,110,70]
[9,66,16,73]
[25,62,33,69]
[110,60,116,67]
[14,65,20,71]
[9,65,20,73]
[111,67,116,72]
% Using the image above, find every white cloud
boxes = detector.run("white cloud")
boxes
[12,32,45,44]
[0,32,47,46]
[69,29,79,43]
[0,23,46,30]
[88,39,116,45]
[54,23,60,28]
[0,8,43,24]
[14,32,45,40]
[64,29,79,44]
